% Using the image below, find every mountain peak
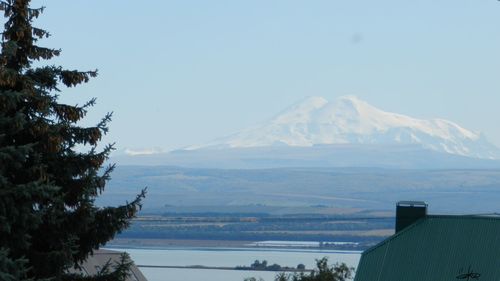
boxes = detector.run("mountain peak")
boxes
[282,96,329,114]
[271,96,328,125]
[187,96,500,159]
[329,95,371,117]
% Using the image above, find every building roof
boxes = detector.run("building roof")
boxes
[354,215,500,281]
[68,249,147,281]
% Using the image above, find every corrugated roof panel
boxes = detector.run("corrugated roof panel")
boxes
[355,216,500,281]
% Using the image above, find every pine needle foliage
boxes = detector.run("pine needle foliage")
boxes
[0,1,145,280]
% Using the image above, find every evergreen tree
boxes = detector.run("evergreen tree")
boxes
[0,1,145,280]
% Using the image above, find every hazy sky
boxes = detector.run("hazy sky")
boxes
[29,0,500,151]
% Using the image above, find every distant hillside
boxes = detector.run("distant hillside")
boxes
[99,166,500,214]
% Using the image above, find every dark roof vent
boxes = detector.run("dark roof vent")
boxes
[396,201,427,233]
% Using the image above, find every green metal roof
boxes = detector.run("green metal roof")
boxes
[354,215,500,281]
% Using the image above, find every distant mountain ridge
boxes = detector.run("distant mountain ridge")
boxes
[186,96,500,160]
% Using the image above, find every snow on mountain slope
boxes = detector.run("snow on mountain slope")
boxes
[187,96,500,159]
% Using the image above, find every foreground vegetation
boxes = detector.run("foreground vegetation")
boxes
[236,260,307,272]
[0,1,143,280]
[244,258,354,281]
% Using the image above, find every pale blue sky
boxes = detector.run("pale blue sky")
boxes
[30,0,500,151]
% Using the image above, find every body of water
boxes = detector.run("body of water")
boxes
[110,247,361,281]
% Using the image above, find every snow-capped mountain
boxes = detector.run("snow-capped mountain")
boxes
[187,96,500,159]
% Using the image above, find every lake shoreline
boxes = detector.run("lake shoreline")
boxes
[107,238,365,252]
[137,264,314,273]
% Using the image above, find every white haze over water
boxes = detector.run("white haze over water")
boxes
[111,247,361,281]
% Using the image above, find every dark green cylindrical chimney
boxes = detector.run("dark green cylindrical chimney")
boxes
[396,201,427,233]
